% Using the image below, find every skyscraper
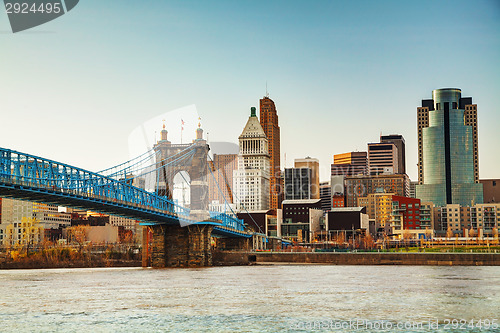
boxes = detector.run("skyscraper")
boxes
[380,134,406,174]
[331,152,368,176]
[284,167,312,200]
[294,157,320,199]
[233,107,270,211]
[260,96,281,210]
[416,88,483,206]
[367,142,399,175]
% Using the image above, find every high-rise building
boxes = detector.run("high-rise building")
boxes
[208,154,238,204]
[319,181,332,213]
[367,142,398,175]
[294,157,320,199]
[284,167,312,200]
[260,96,281,210]
[233,107,270,211]
[416,88,483,206]
[380,134,406,174]
[331,152,367,176]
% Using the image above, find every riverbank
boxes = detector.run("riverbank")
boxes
[214,251,500,266]
[0,247,142,269]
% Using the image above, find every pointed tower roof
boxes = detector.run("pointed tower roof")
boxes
[239,107,267,140]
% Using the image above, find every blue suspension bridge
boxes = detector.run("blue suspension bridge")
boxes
[0,136,265,267]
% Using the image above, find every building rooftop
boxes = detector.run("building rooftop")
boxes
[331,207,365,212]
[282,199,321,205]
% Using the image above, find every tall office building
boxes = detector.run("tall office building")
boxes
[260,96,281,210]
[319,181,332,213]
[294,157,320,199]
[233,107,270,211]
[331,152,367,176]
[415,88,483,206]
[367,142,399,175]
[284,168,312,200]
[208,154,238,204]
[380,134,406,174]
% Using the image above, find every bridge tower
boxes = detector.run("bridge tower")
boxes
[148,122,213,267]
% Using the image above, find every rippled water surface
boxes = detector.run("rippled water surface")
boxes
[0,265,499,332]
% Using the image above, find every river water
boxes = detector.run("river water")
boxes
[0,265,499,332]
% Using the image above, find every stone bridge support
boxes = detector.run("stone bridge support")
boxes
[215,237,251,251]
[150,224,214,268]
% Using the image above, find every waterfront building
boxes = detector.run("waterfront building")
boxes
[284,167,312,200]
[367,142,399,175]
[109,215,138,232]
[260,96,281,210]
[0,198,71,245]
[233,107,270,212]
[208,153,238,204]
[345,173,410,207]
[319,181,332,213]
[325,207,369,233]
[331,151,367,176]
[415,88,483,206]
[434,203,500,236]
[0,198,71,229]
[281,199,323,242]
[480,179,500,203]
[295,157,320,199]
[358,192,394,235]
[380,134,406,174]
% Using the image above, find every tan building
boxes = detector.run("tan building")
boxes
[345,174,409,207]
[358,192,394,233]
[260,96,281,210]
[435,203,500,236]
[480,179,499,203]
[0,198,71,229]
[294,157,320,199]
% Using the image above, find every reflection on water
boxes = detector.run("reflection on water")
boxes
[0,266,499,332]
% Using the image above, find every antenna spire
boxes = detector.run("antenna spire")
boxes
[266,81,269,98]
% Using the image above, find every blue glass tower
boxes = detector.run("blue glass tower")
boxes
[416,88,483,206]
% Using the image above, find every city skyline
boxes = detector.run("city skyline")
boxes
[1,0,499,182]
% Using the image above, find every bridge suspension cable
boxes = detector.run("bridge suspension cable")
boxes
[207,154,263,234]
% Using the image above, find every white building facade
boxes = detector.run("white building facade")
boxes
[233,107,270,212]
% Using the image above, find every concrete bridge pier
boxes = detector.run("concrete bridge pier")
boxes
[150,224,214,268]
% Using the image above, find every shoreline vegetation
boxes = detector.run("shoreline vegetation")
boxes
[0,244,141,269]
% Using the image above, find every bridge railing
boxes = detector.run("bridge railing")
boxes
[0,148,189,217]
[209,211,245,231]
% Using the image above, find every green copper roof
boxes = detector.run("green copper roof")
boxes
[251,107,256,117]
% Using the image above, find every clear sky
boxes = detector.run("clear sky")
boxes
[1,0,499,182]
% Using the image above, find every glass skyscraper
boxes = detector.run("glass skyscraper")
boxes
[416,88,483,207]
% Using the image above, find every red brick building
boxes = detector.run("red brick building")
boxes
[260,96,281,210]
